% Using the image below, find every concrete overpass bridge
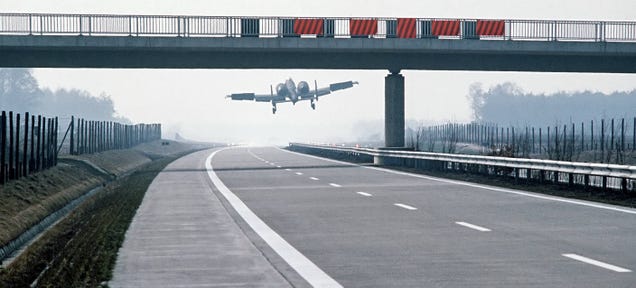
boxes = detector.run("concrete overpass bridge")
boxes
[2,13,636,147]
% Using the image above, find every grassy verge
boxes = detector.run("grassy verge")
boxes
[0,153,185,287]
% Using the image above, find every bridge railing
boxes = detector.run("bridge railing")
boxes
[288,142,636,192]
[1,13,636,42]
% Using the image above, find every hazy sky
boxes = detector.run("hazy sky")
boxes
[3,0,636,144]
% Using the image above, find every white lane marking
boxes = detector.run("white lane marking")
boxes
[276,165,282,168]
[285,168,292,172]
[455,221,491,232]
[279,148,636,216]
[356,192,373,197]
[394,203,417,210]
[206,150,342,287]
[310,177,320,181]
[269,163,276,166]
[562,254,631,273]
[295,172,304,176]
[329,183,342,187]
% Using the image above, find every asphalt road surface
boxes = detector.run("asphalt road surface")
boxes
[113,146,636,287]
[210,147,636,287]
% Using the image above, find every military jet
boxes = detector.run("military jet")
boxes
[226,78,358,114]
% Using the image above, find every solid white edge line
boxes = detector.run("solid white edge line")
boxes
[206,149,342,287]
[562,254,632,272]
[356,192,373,197]
[278,148,636,216]
[329,183,342,187]
[455,221,492,232]
[394,203,417,210]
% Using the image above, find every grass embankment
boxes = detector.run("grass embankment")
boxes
[0,148,153,250]
[0,163,108,248]
[0,155,181,287]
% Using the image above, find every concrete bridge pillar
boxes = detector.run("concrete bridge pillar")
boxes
[384,70,405,148]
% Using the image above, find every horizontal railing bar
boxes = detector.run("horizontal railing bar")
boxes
[1,13,636,42]
[290,143,636,181]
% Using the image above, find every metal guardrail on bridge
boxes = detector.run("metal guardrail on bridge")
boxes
[288,143,636,191]
[1,13,636,42]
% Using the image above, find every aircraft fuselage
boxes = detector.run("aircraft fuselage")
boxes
[285,79,298,103]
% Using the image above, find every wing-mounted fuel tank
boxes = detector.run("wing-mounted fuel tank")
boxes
[276,83,289,97]
[297,81,310,94]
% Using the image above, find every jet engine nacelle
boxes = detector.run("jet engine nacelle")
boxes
[297,81,310,94]
[276,83,289,97]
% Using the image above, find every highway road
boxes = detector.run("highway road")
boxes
[114,146,636,287]
[210,147,636,287]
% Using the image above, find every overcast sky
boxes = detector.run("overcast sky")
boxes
[3,0,636,144]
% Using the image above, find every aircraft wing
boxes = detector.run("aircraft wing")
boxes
[226,93,285,102]
[298,80,358,100]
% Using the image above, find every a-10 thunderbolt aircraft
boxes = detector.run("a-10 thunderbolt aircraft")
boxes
[226,78,358,114]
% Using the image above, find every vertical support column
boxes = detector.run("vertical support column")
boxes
[384,70,405,148]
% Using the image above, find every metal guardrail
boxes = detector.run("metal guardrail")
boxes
[1,13,636,42]
[289,143,636,191]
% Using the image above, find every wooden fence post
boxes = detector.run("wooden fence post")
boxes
[1,111,6,184]
[54,117,58,165]
[70,116,74,155]
[29,115,35,172]
[15,113,21,178]
[36,116,41,171]
[8,112,14,179]
[23,112,29,176]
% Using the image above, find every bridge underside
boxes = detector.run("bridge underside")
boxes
[2,36,636,72]
[3,35,636,147]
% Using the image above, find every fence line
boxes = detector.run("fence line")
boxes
[69,117,161,155]
[0,111,162,185]
[410,117,636,163]
[289,143,636,192]
[1,111,57,184]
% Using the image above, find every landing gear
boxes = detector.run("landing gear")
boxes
[272,102,277,114]
[310,100,316,110]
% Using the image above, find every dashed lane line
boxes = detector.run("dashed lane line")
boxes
[394,203,417,210]
[562,254,631,273]
[455,221,492,232]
